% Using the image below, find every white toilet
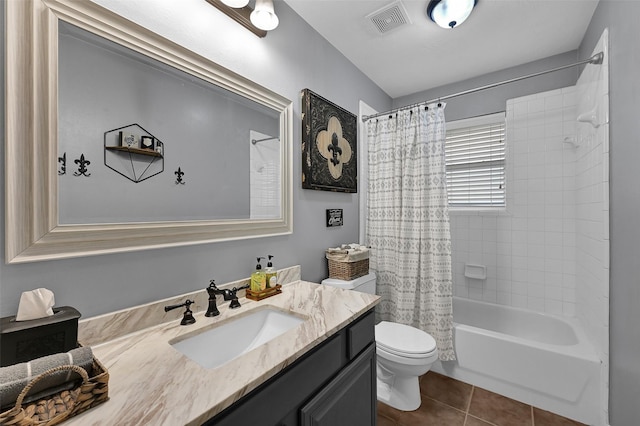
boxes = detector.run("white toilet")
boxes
[321,272,438,411]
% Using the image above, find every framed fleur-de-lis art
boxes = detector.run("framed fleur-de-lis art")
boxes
[301,89,357,193]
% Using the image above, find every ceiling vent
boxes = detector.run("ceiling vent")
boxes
[366,0,412,34]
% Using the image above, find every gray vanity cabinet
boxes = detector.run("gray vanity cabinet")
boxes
[205,309,376,426]
[299,344,376,426]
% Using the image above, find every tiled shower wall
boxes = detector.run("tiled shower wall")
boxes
[575,29,610,424]
[575,36,609,358]
[450,86,579,316]
[449,50,609,423]
[249,130,281,219]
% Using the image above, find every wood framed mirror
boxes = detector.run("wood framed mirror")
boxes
[5,0,293,264]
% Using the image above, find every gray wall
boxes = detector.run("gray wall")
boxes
[0,1,392,318]
[580,1,640,424]
[393,51,579,122]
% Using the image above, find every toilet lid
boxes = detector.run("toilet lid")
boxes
[375,321,437,356]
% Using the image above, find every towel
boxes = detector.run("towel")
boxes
[326,243,370,262]
[0,346,94,409]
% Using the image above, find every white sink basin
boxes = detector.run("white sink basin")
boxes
[170,308,305,369]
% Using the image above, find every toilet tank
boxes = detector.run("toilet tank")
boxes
[321,272,377,294]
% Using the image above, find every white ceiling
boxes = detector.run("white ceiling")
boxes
[284,0,599,98]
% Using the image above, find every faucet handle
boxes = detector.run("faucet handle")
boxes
[164,299,196,325]
[228,284,250,309]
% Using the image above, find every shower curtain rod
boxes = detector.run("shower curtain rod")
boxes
[251,136,279,144]
[362,51,604,122]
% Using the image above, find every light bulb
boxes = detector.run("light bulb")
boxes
[428,0,476,29]
[220,0,250,8]
[251,0,279,31]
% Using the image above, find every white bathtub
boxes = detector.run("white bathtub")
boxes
[432,297,601,425]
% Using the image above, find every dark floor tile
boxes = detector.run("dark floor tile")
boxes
[397,396,466,426]
[468,387,532,426]
[378,413,399,426]
[377,401,403,423]
[532,407,586,426]
[378,374,585,426]
[420,371,473,411]
[465,415,495,426]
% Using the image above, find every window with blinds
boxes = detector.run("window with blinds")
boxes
[445,113,506,208]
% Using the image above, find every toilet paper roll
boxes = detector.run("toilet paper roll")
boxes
[15,288,55,321]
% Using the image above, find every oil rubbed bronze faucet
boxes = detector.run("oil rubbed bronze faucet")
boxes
[206,280,223,317]
[207,280,250,310]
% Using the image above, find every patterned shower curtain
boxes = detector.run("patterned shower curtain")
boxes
[366,104,455,361]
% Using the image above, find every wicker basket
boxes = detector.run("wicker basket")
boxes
[0,357,109,426]
[327,258,369,280]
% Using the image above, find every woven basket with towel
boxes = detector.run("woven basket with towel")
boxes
[0,346,109,425]
[325,244,370,280]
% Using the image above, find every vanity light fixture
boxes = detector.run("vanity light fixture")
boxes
[220,0,250,8]
[205,0,268,37]
[427,0,477,29]
[250,0,279,31]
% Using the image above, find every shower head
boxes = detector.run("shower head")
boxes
[589,52,604,65]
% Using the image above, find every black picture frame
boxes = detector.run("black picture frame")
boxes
[326,209,344,227]
[140,135,155,150]
[301,89,357,193]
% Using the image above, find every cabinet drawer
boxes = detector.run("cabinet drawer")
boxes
[347,310,375,359]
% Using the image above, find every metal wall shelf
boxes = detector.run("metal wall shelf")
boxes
[104,123,165,183]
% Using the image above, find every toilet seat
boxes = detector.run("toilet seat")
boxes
[375,321,437,359]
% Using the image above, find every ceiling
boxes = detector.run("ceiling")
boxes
[284,0,599,99]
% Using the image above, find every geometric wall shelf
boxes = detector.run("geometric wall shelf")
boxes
[104,123,164,183]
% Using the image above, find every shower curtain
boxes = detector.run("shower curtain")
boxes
[366,104,455,361]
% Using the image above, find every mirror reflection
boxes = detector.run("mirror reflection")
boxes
[58,22,281,225]
[5,0,292,263]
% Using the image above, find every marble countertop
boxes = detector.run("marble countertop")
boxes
[66,278,379,425]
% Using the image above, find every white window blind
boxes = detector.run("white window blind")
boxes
[445,113,505,207]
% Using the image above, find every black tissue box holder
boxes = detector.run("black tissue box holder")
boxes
[0,306,81,367]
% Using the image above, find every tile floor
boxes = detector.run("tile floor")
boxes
[377,372,587,426]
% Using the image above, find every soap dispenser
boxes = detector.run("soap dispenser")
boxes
[265,255,277,288]
[251,257,267,292]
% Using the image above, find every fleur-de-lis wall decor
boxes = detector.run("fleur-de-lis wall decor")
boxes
[317,116,353,179]
[73,154,91,177]
[175,167,185,185]
[301,89,357,193]
[58,153,66,175]
[328,134,342,165]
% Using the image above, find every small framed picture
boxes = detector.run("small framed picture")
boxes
[140,136,155,150]
[326,209,343,227]
[119,131,139,149]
